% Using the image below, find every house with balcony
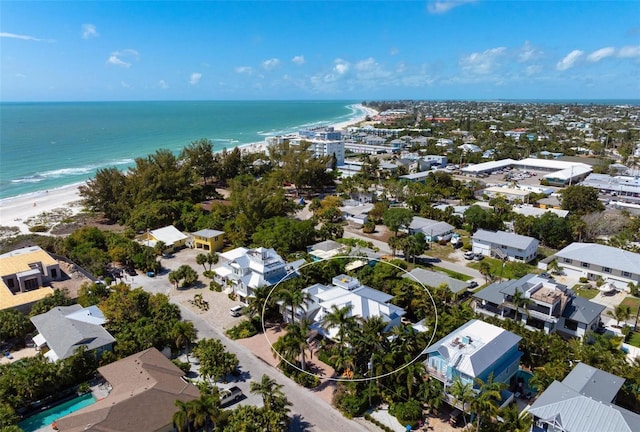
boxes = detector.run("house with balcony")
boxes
[0,246,63,311]
[31,305,115,362]
[289,274,405,339]
[423,319,521,407]
[527,362,640,432]
[543,242,640,289]
[213,247,301,302]
[473,274,604,339]
[472,229,539,263]
[190,229,225,252]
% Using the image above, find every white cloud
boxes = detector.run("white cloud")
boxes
[587,47,615,62]
[0,32,47,42]
[459,47,506,74]
[81,24,99,39]
[158,80,169,89]
[235,66,253,74]
[262,58,281,70]
[618,45,640,58]
[16,73,27,78]
[427,0,477,14]
[189,72,202,85]
[389,47,399,56]
[106,55,131,68]
[518,41,542,62]
[556,50,584,71]
[525,65,543,76]
[291,55,305,65]
[334,59,350,75]
[106,49,139,68]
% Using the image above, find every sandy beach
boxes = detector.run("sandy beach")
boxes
[0,104,378,237]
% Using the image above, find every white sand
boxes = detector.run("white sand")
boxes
[0,104,379,236]
[0,184,84,235]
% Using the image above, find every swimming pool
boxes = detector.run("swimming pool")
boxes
[18,393,97,432]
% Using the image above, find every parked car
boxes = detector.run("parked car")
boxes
[467,281,479,289]
[229,305,243,317]
[463,251,476,260]
[473,253,484,261]
[219,386,243,406]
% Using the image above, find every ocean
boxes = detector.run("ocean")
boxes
[0,100,361,200]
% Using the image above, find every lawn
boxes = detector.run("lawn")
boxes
[468,257,537,280]
[573,284,600,300]
[627,332,640,348]
[423,242,456,261]
[620,296,640,312]
[430,265,473,282]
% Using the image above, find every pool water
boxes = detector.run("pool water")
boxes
[18,393,97,432]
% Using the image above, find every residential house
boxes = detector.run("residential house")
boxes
[473,274,604,339]
[139,225,188,252]
[527,363,640,432]
[213,247,300,302]
[31,305,115,362]
[293,274,405,339]
[340,202,374,225]
[472,229,539,262]
[0,246,63,311]
[306,240,380,271]
[54,347,200,432]
[403,268,470,298]
[423,319,522,407]
[408,217,455,242]
[545,242,640,288]
[191,229,225,252]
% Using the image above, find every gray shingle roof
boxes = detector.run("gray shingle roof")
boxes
[472,229,538,250]
[408,217,454,236]
[555,242,640,275]
[562,296,606,325]
[30,305,115,361]
[562,362,624,403]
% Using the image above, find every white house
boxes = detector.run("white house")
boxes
[213,247,301,302]
[472,229,539,262]
[293,274,405,340]
[339,202,374,225]
[546,243,640,288]
[408,217,455,242]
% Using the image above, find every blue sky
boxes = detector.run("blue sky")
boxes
[2,1,639,101]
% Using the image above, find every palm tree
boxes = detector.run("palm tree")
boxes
[608,304,632,327]
[246,285,273,321]
[272,319,312,371]
[276,284,311,324]
[471,373,506,430]
[189,394,221,432]
[171,320,197,360]
[509,289,533,324]
[322,304,356,347]
[449,377,474,426]
[250,374,285,412]
[196,253,208,271]
[205,251,219,270]
[173,399,192,432]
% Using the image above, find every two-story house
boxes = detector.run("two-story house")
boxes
[473,274,605,339]
[291,274,405,340]
[190,229,225,252]
[545,242,640,288]
[213,247,301,302]
[423,319,522,405]
[527,363,640,432]
[472,229,539,262]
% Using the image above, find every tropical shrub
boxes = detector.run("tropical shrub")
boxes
[226,319,258,340]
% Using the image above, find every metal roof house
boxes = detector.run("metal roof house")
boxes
[545,242,640,288]
[473,274,604,339]
[31,305,115,362]
[472,229,539,263]
[403,268,470,297]
[139,225,189,252]
[294,274,405,340]
[423,319,522,390]
[527,363,640,432]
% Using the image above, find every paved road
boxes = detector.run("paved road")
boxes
[135,249,370,432]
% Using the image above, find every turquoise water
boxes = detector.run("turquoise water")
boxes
[18,393,97,432]
[0,100,359,199]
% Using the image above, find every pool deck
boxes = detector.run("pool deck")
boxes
[30,384,110,432]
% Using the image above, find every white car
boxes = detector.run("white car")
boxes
[463,251,475,260]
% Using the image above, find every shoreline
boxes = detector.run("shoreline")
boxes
[0,104,379,236]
